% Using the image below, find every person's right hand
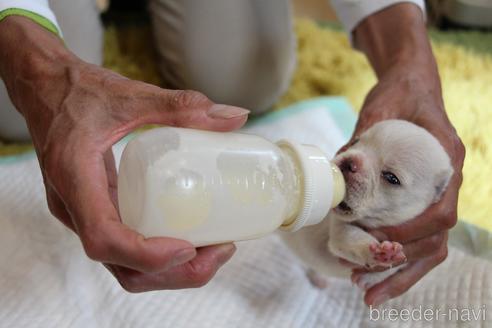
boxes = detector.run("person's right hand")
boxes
[0,16,249,292]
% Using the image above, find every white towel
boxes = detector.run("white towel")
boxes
[1,98,490,328]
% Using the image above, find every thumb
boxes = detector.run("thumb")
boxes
[337,115,381,155]
[337,135,360,155]
[127,88,250,132]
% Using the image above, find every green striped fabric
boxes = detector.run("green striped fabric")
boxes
[0,8,60,36]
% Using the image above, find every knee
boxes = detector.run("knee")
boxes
[185,37,296,114]
[150,0,296,114]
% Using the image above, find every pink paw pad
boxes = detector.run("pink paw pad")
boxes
[369,241,406,266]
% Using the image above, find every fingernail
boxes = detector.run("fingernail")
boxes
[215,243,236,263]
[372,293,390,307]
[207,104,250,119]
[171,248,196,267]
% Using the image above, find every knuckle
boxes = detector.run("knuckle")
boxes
[454,170,464,188]
[453,136,466,161]
[191,276,212,288]
[81,230,108,262]
[428,233,445,250]
[446,134,466,171]
[436,246,448,264]
[168,90,210,111]
[190,273,212,288]
[83,242,106,262]
[438,211,457,230]
[108,266,147,293]
[117,277,144,293]
[184,263,215,288]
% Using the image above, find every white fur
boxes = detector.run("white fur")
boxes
[282,120,453,290]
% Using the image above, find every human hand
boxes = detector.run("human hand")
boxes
[0,16,250,292]
[339,64,465,307]
[337,3,466,306]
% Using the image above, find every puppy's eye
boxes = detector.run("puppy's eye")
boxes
[381,171,400,185]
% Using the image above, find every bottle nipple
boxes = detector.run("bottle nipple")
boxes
[330,162,346,208]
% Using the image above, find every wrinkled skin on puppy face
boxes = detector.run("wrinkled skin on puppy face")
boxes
[332,120,453,228]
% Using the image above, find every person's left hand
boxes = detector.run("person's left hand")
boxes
[338,63,465,307]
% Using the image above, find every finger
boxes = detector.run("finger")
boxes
[423,123,465,171]
[400,231,447,263]
[337,116,377,155]
[338,258,394,272]
[350,108,391,140]
[351,261,405,274]
[336,138,357,155]
[107,243,236,292]
[368,172,461,243]
[83,219,198,273]
[63,149,197,273]
[340,257,407,274]
[121,86,250,134]
[103,150,118,207]
[363,244,448,307]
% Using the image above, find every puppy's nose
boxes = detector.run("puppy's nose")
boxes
[340,157,358,174]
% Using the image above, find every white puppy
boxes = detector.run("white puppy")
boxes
[282,120,453,291]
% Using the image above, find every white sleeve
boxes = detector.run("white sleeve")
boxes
[0,0,60,31]
[330,0,426,33]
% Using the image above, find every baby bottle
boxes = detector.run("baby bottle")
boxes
[117,127,345,246]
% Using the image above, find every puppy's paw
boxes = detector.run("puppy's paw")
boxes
[307,269,328,289]
[368,241,406,267]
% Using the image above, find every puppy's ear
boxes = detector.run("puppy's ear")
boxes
[433,167,454,203]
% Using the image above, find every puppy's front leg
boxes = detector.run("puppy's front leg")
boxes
[328,219,377,266]
[328,219,405,268]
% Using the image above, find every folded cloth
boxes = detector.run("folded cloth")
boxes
[1,97,490,328]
